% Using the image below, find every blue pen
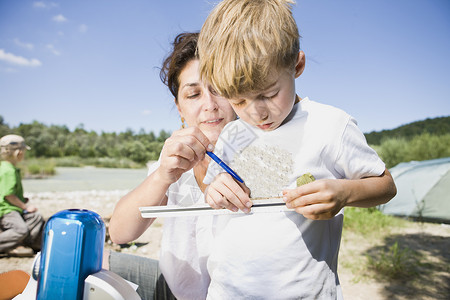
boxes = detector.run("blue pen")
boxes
[206,151,244,183]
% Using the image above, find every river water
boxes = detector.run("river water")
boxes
[22,166,149,193]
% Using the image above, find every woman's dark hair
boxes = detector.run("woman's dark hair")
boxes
[160,32,199,102]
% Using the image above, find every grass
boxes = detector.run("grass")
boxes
[366,241,423,280]
[53,156,144,169]
[19,158,56,178]
[343,207,406,237]
[342,207,424,280]
[341,207,442,293]
[18,156,145,178]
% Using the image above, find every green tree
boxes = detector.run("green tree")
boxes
[123,140,149,164]
[376,133,450,168]
[0,116,12,137]
[157,129,171,142]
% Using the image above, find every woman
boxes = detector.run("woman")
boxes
[107,32,236,300]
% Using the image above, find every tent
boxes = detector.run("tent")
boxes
[379,157,450,224]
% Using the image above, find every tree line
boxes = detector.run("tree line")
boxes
[365,116,450,145]
[364,116,450,168]
[0,116,169,164]
[1,115,449,168]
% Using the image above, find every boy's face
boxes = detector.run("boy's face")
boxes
[227,52,305,131]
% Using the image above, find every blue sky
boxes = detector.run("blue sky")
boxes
[1,0,449,135]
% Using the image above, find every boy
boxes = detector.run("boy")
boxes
[198,0,396,298]
[0,134,44,256]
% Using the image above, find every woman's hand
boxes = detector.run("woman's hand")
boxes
[205,173,252,213]
[282,179,349,220]
[157,127,213,185]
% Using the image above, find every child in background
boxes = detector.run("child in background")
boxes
[0,134,44,256]
[198,0,397,298]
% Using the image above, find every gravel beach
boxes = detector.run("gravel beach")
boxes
[1,167,449,299]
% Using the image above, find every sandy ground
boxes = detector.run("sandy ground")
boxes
[1,190,449,299]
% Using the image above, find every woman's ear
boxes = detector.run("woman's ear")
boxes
[294,51,306,78]
[175,99,186,128]
[175,98,183,119]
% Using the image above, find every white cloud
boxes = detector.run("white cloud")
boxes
[57,31,64,36]
[34,2,58,9]
[14,38,34,50]
[79,24,88,33]
[52,14,68,23]
[33,2,46,8]
[46,44,61,56]
[142,110,152,116]
[0,49,42,67]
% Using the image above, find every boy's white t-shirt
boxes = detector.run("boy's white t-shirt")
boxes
[203,97,385,299]
[148,162,211,300]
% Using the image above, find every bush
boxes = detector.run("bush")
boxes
[367,242,423,279]
[374,133,450,168]
[19,158,56,177]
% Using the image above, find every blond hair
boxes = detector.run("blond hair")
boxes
[198,0,300,99]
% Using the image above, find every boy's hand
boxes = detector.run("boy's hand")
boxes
[283,179,349,220]
[205,173,252,213]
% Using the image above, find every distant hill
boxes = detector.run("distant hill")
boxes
[364,116,450,145]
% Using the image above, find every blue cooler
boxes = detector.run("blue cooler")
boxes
[36,209,106,300]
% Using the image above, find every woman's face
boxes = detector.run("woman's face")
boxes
[176,59,236,145]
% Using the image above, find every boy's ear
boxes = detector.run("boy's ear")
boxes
[294,51,306,78]
[13,149,21,159]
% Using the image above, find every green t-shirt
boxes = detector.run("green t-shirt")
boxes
[0,161,25,217]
